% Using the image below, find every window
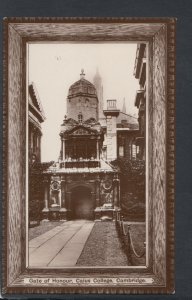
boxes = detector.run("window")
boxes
[136,145,139,154]
[132,144,137,159]
[78,112,83,123]
[119,145,124,157]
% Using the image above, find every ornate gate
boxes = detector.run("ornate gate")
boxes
[71,186,94,220]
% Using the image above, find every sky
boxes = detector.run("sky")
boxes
[28,43,140,162]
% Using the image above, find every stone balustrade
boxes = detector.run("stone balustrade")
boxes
[60,159,101,169]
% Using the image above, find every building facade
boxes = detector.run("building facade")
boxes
[134,43,146,160]
[42,70,121,221]
[28,83,45,225]
[30,63,144,222]
[28,83,45,164]
[116,100,140,161]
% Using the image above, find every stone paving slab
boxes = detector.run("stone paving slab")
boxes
[67,223,94,244]
[48,222,94,267]
[29,229,78,267]
[29,220,94,267]
[29,223,67,248]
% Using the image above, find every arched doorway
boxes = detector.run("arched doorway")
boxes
[71,186,94,220]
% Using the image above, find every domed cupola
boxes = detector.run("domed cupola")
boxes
[66,69,99,121]
[68,69,97,98]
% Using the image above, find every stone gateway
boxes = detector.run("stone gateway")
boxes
[42,70,121,221]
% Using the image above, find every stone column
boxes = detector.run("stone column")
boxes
[95,179,100,207]
[58,190,62,207]
[39,134,41,162]
[66,191,72,220]
[94,180,101,221]
[96,138,100,160]
[62,138,66,161]
[59,179,67,221]
[42,178,49,221]
[112,178,120,220]
[103,102,120,161]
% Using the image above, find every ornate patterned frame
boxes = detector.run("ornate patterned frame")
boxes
[2,18,175,295]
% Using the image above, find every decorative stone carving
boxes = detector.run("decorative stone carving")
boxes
[95,179,100,207]
[102,178,112,191]
[100,176,113,205]
[51,181,60,191]
[59,179,67,221]
[72,128,90,135]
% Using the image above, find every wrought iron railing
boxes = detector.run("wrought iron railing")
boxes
[115,212,146,265]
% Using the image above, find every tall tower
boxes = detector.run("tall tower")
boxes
[122,97,126,114]
[103,100,120,161]
[67,69,98,121]
[93,69,104,121]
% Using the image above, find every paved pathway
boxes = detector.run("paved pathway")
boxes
[28,220,94,267]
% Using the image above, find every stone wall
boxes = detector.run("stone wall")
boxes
[67,95,98,121]
[106,115,118,160]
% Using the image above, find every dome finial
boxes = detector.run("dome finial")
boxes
[80,68,85,79]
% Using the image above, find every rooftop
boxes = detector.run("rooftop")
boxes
[68,69,97,98]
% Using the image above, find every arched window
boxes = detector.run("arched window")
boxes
[136,145,140,154]
[78,112,83,123]
[132,144,137,159]
[119,145,124,157]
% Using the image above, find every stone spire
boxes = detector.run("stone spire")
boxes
[122,98,126,114]
[93,68,104,121]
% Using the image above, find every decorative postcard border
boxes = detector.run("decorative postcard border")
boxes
[2,17,175,295]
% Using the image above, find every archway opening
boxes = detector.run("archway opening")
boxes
[71,186,94,220]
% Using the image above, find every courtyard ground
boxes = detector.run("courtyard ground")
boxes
[29,221,63,240]
[28,220,145,267]
[28,220,94,267]
[77,222,128,266]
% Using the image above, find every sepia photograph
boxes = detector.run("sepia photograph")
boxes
[28,42,146,268]
[2,18,175,294]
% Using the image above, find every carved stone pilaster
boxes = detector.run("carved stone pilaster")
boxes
[42,178,49,221]
[62,138,65,160]
[113,178,120,208]
[96,138,100,160]
[66,191,72,220]
[95,179,100,207]
[59,179,67,221]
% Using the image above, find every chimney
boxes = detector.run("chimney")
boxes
[107,99,117,110]
[103,100,120,161]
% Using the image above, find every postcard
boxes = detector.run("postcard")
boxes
[2,18,175,295]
